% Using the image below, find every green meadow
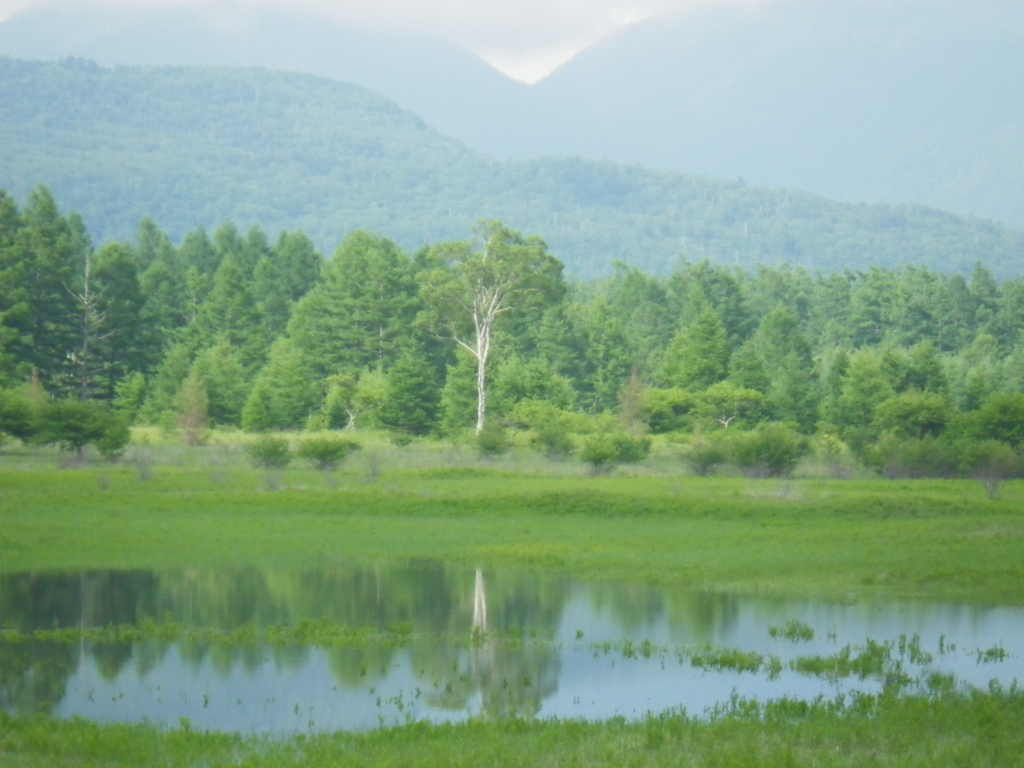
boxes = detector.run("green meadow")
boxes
[2,440,1024,766]
[3,441,1023,604]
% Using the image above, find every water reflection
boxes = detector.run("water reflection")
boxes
[1,564,1021,734]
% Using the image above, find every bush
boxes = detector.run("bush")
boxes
[811,434,856,479]
[683,434,728,476]
[579,434,619,474]
[245,435,292,469]
[959,439,1022,499]
[32,398,109,457]
[96,414,132,461]
[296,435,359,470]
[534,422,575,460]
[580,432,651,474]
[476,420,511,457]
[864,436,960,479]
[969,392,1024,447]
[0,388,35,442]
[507,399,576,458]
[730,423,808,478]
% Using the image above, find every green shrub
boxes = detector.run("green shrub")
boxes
[643,387,698,434]
[245,435,292,469]
[864,436,960,479]
[730,423,808,478]
[296,435,360,470]
[683,434,728,476]
[580,432,651,474]
[534,423,575,459]
[0,388,35,442]
[476,420,511,457]
[96,414,132,461]
[959,439,1022,499]
[32,398,110,457]
[580,434,619,474]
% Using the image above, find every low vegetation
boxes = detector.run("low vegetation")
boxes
[3,685,1023,767]
[2,434,1022,604]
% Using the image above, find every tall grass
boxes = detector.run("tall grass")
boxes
[3,685,1023,767]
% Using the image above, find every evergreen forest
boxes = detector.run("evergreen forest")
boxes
[2,185,1024,482]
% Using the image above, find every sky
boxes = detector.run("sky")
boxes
[0,0,756,82]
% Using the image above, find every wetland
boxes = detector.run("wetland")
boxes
[2,452,1023,765]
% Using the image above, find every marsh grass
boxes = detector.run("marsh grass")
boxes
[3,684,1023,767]
[2,443,1022,604]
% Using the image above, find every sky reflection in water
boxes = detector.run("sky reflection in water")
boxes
[1,564,1020,734]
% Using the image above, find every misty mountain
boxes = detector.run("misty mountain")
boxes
[2,59,1022,279]
[2,0,1022,231]
[523,0,1024,230]
[0,0,533,156]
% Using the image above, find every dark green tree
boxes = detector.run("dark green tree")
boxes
[289,230,419,381]
[17,186,87,392]
[658,307,730,391]
[378,343,442,436]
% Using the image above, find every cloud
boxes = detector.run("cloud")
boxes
[0,0,765,81]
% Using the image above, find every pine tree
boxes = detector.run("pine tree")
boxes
[658,307,730,391]
[289,230,419,381]
[191,342,250,426]
[173,373,209,446]
[378,344,442,436]
[0,190,28,384]
[18,185,86,392]
[242,338,319,430]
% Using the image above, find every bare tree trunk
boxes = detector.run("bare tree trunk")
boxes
[475,324,490,434]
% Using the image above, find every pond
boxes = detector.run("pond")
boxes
[1,563,1020,734]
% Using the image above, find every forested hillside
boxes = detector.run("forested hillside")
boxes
[2,188,1023,480]
[3,0,1021,229]
[3,59,1023,279]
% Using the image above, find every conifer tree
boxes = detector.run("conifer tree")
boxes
[658,307,730,391]
[289,230,419,381]
[379,343,441,436]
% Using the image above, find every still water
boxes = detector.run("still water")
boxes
[1,564,1020,734]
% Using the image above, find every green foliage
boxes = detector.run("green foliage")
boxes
[378,344,441,437]
[864,436,962,479]
[11,60,1024,280]
[95,411,131,460]
[240,338,317,431]
[873,390,950,439]
[580,432,651,473]
[506,399,577,458]
[729,423,809,478]
[969,392,1024,446]
[0,386,34,441]
[288,230,419,379]
[682,433,729,476]
[31,397,119,456]
[476,419,511,457]
[173,373,209,446]
[244,435,292,469]
[642,387,698,434]
[295,435,359,471]
[696,382,766,431]
[658,307,730,390]
[959,440,1022,499]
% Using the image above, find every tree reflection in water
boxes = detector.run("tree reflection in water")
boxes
[2,565,1020,731]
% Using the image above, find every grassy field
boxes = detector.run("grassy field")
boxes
[2,440,1022,604]
[2,439,1024,766]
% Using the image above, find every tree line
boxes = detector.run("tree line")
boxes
[2,185,1023,480]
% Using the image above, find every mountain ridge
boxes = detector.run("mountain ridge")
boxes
[3,0,1021,229]
[3,58,1023,279]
